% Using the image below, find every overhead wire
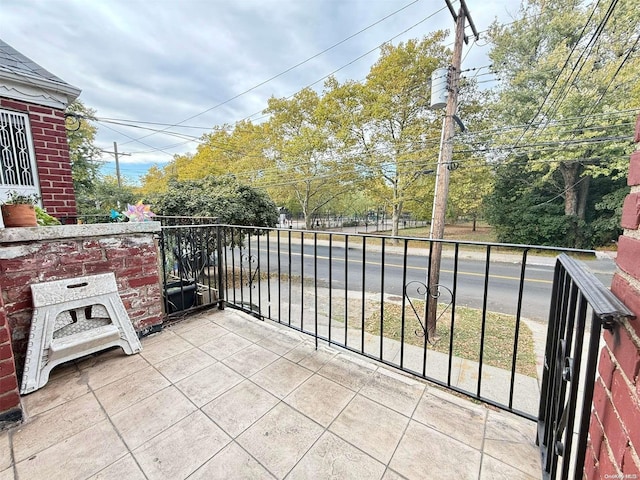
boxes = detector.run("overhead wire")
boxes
[118,0,430,147]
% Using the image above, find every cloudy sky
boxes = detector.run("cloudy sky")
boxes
[1,0,518,183]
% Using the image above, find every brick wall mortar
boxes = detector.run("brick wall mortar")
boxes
[0,231,163,388]
[586,113,640,477]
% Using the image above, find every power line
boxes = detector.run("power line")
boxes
[119,0,427,146]
[509,0,604,149]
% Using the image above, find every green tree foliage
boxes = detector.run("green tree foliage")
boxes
[153,175,278,227]
[323,34,450,236]
[65,100,102,204]
[485,0,639,247]
[264,88,357,229]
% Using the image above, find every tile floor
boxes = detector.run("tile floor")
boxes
[0,309,542,480]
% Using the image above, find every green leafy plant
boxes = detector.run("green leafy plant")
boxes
[35,206,61,226]
[3,191,40,205]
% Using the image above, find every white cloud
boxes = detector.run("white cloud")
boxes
[2,0,514,181]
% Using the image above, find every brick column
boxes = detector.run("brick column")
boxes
[585,116,640,478]
[0,287,22,428]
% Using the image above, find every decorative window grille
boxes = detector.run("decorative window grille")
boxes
[0,109,40,201]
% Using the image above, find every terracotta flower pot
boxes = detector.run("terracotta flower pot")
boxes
[1,204,38,227]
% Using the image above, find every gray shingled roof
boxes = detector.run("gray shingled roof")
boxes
[0,38,72,87]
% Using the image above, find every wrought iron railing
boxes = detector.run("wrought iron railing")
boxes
[158,223,602,422]
[537,253,634,480]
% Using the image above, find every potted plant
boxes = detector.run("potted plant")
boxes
[1,191,39,227]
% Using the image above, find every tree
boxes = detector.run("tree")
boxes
[485,0,639,247]
[153,175,278,227]
[264,88,356,229]
[323,34,451,237]
[77,175,137,216]
[65,100,102,208]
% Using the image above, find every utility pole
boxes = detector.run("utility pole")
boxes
[100,142,131,188]
[426,0,478,339]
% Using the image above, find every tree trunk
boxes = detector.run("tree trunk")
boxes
[577,175,590,220]
[559,162,581,216]
[472,214,477,232]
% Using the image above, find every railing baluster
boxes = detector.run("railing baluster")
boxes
[361,237,366,354]
[400,239,408,370]
[301,231,305,332]
[266,230,271,319]
[314,233,318,349]
[277,229,282,323]
[329,233,333,345]
[509,248,529,409]
[477,245,491,398]
[344,235,349,347]
[379,238,385,361]
[447,243,459,387]
[288,228,292,327]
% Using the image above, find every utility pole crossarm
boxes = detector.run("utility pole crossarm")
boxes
[100,141,131,188]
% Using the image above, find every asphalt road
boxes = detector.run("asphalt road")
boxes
[236,239,616,323]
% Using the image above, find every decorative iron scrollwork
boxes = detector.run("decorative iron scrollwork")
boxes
[403,281,453,344]
[240,253,259,288]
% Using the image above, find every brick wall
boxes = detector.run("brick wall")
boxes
[0,223,164,424]
[0,291,21,426]
[0,97,78,218]
[585,116,640,478]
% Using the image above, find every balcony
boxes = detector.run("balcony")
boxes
[1,307,540,479]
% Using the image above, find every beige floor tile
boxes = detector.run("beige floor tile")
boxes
[12,393,106,462]
[257,332,301,356]
[287,431,385,480]
[154,347,216,383]
[199,332,253,360]
[165,315,216,334]
[480,454,539,480]
[330,394,409,464]
[94,366,170,415]
[359,369,425,416]
[0,431,12,471]
[111,386,196,449]
[176,322,228,346]
[283,342,317,363]
[0,468,13,480]
[88,454,146,480]
[411,391,486,449]
[202,380,279,438]
[297,346,337,372]
[390,420,481,480]
[15,420,127,480]
[317,354,376,391]
[21,370,90,417]
[483,410,540,478]
[251,358,313,399]
[140,332,194,365]
[222,343,279,377]
[237,403,323,479]
[189,442,275,480]
[176,361,244,407]
[284,374,354,427]
[76,351,150,390]
[133,411,230,480]
[381,469,407,480]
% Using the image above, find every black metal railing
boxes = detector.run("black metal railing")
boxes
[537,253,634,480]
[159,224,222,315]
[158,223,603,420]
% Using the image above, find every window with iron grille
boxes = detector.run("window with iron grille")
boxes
[0,108,40,201]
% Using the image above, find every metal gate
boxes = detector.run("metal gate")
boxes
[537,253,634,479]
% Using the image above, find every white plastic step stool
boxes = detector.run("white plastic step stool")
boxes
[20,273,142,394]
